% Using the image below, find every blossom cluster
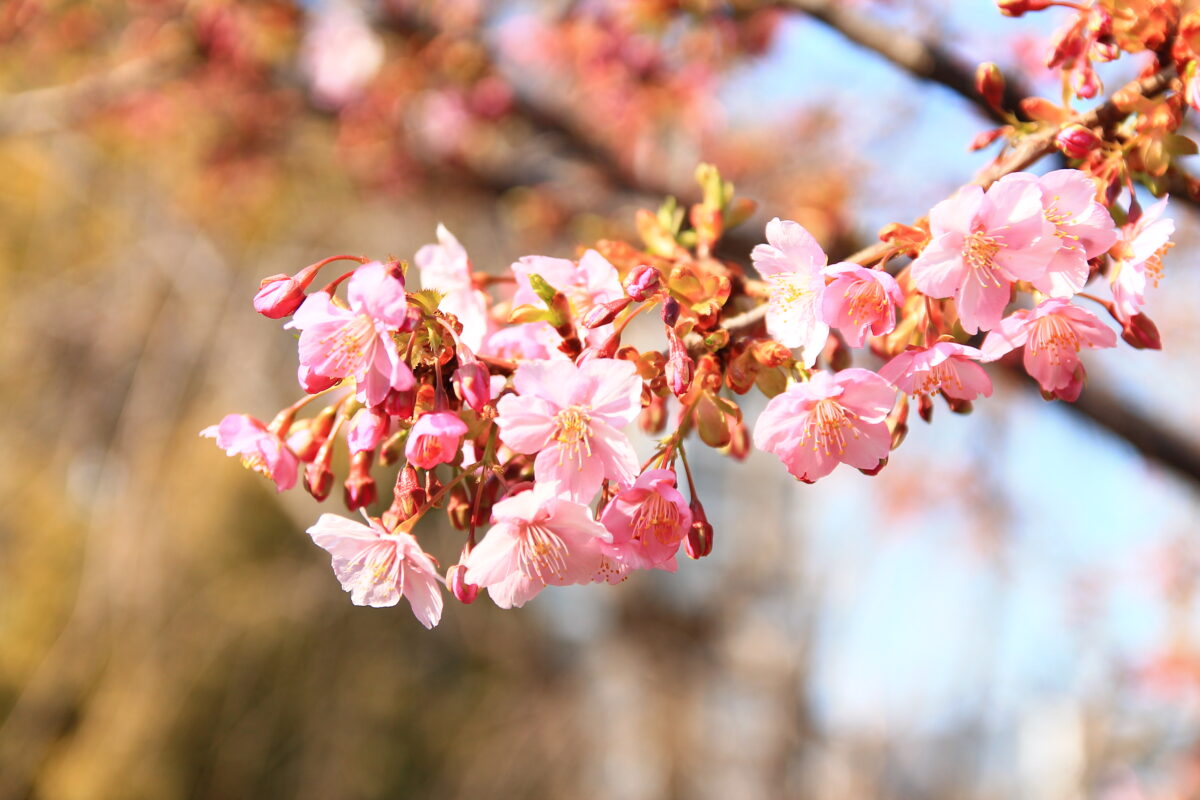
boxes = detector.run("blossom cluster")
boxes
[203,0,1189,628]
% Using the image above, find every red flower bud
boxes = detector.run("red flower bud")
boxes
[665,329,694,397]
[344,450,377,511]
[1055,124,1101,159]
[447,562,479,605]
[996,0,1052,17]
[661,296,681,328]
[685,499,713,559]
[1121,312,1162,350]
[253,274,306,319]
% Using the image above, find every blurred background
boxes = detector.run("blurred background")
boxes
[4,0,1200,798]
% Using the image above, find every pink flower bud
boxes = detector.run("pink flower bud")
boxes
[382,465,425,528]
[254,274,306,319]
[453,360,491,412]
[305,458,334,501]
[624,264,661,301]
[581,296,633,329]
[344,451,377,511]
[1056,124,1101,159]
[447,562,479,604]
[996,0,1051,16]
[666,329,694,397]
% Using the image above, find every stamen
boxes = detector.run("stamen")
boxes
[963,231,1005,288]
[519,524,569,581]
[319,314,376,374]
[800,398,860,456]
[553,406,593,470]
[1028,313,1080,364]
[632,492,681,545]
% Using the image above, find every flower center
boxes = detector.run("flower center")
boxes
[916,361,964,396]
[320,313,376,376]
[553,406,593,469]
[413,434,444,464]
[769,272,814,308]
[240,453,271,477]
[845,278,889,324]
[519,524,569,582]
[632,492,681,545]
[1028,314,1080,364]
[801,398,859,456]
[1045,203,1082,252]
[963,231,1005,287]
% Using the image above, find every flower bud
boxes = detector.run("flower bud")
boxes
[727,419,750,461]
[298,363,339,394]
[996,0,1052,16]
[581,296,633,329]
[969,127,1007,152]
[975,62,1005,111]
[665,330,694,397]
[661,296,681,328]
[382,465,424,528]
[382,386,415,419]
[453,360,491,412]
[685,499,713,559]
[447,562,479,605]
[254,274,306,319]
[304,456,334,501]
[344,450,377,511]
[1121,312,1162,350]
[1055,123,1101,159]
[624,264,661,301]
[447,483,472,530]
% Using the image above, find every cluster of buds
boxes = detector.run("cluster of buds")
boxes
[205,0,1193,628]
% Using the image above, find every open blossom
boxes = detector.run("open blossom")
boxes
[299,4,384,110]
[1008,170,1118,297]
[820,263,904,347]
[981,298,1117,401]
[482,321,564,361]
[596,469,692,582]
[495,358,642,502]
[878,342,993,401]
[753,368,896,483]
[405,411,469,469]
[347,407,390,454]
[463,489,611,609]
[1110,197,1174,323]
[751,217,829,366]
[201,414,298,491]
[511,250,622,346]
[414,224,493,351]
[306,514,443,628]
[286,261,416,408]
[911,179,1057,334]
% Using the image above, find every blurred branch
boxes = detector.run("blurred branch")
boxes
[776,0,1030,122]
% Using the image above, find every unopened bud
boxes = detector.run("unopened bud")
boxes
[453,360,491,412]
[1121,312,1162,350]
[685,499,713,559]
[661,296,681,328]
[728,419,750,461]
[750,339,792,368]
[447,562,479,605]
[975,62,1006,111]
[344,450,377,511]
[624,264,661,301]
[581,296,633,329]
[665,330,694,397]
[382,465,425,528]
[996,0,1052,17]
[969,127,1007,152]
[304,458,333,501]
[1056,123,1102,159]
[253,274,306,319]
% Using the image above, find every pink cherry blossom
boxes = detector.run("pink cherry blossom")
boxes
[878,342,993,401]
[751,217,830,366]
[911,179,1058,334]
[753,368,896,483]
[414,224,493,351]
[462,489,611,609]
[405,411,469,469]
[201,414,298,491]
[495,358,642,502]
[981,298,1117,401]
[819,262,905,347]
[1007,170,1118,297]
[1110,197,1174,324]
[306,514,443,628]
[511,250,623,346]
[286,261,416,408]
[596,469,692,581]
